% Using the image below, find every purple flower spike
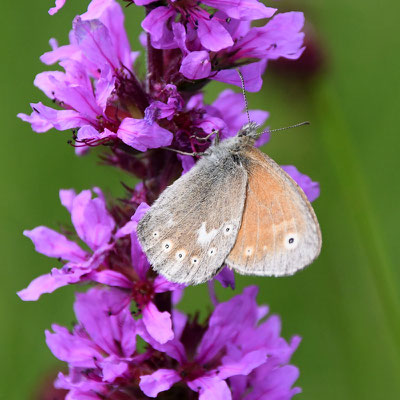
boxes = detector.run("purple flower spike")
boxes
[21,0,314,397]
[282,165,320,202]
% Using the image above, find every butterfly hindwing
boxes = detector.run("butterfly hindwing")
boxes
[226,146,321,276]
[137,154,248,284]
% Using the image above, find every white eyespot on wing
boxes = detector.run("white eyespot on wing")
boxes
[191,256,200,265]
[245,246,254,257]
[284,233,299,250]
[152,231,160,238]
[175,249,187,261]
[162,240,173,253]
[197,222,219,247]
[223,223,235,236]
[208,247,217,257]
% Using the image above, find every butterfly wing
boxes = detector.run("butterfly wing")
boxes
[137,154,247,284]
[226,146,321,276]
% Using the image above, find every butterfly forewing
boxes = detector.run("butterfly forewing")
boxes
[226,147,321,276]
[137,155,248,284]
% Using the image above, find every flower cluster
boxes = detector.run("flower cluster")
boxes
[18,0,319,398]
[47,285,301,399]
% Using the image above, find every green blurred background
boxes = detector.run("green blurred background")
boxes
[1,0,399,398]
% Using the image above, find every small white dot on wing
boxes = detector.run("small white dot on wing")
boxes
[175,249,187,261]
[245,246,254,257]
[284,233,299,250]
[223,223,234,236]
[191,256,199,265]
[162,240,173,253]
[208,247,216,256]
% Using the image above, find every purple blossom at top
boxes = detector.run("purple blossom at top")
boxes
[19,0,173,154]
[140,0,276,51]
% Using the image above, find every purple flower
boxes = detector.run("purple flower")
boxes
[178,12,305,92]
[18,188,115,301]
[282,165,320,202]
[139,286,300,399]
[19,0,174,153]
[19,2,319,398]
[140,0,276,51]
[87,202,184,344]
[47,287,142,395]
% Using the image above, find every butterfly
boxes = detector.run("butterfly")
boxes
[137,122,321,284]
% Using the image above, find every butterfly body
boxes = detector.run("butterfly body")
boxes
[137,123,321,284]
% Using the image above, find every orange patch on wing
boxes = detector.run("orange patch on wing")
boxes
[227,147,307,267]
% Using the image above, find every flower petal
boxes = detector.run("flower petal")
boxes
[177,154,195,174]
[219,349,268,379]
[153,275,185,293]
[17,267,87,301]
[212,62,266,93]
[48,0,66,15]
[17,111,53,133]
[180,51,212,80]
[82,0,132,68]
[59,189,77,212]
[73,17,118,70]
[137,320,186,363]
[95,65,116,110]
[281,165,320,202]
[117,118,173,151]
[142,301,174,344]
[23,226,86,262]
[188,375,231,400]
[46,324,101,367]
[74,288,136,357]
[197,18,233,51]
[131,231,150,279]
[214,266,235,289]
[203,0,276,20]
[88,270,133,289]
[140,369,181,397]
[142,7,177,49]
[71,189,115,251]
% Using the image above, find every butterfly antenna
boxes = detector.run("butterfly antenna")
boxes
[265,121,310,135]
[236,68,251,124]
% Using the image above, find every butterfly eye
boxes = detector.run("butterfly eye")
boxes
[175,249,187,261]
[284,233,299,249]
[162,240,173,253]
[223,224,234,236]
[208,247,217,256]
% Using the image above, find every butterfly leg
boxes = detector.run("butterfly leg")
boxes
[190,129,220,144]
[161,147,205,157]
